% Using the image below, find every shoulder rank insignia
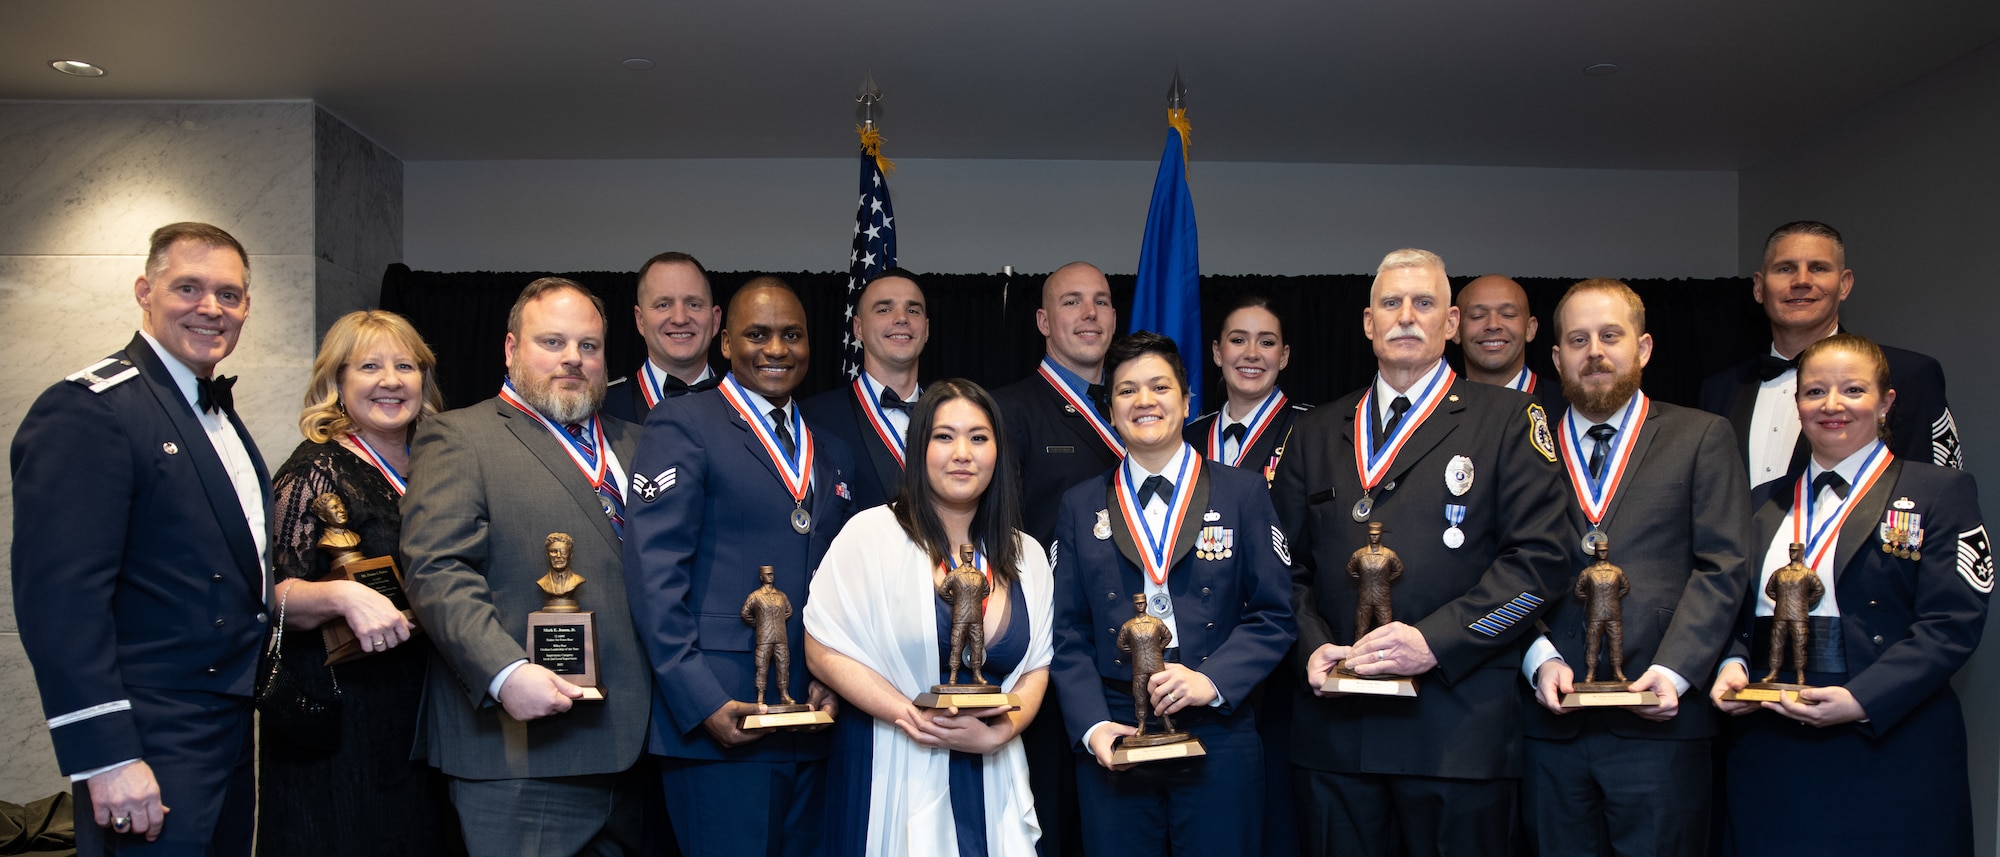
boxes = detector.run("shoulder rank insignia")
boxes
[1270,525,1291,566]
[631,467,677,502]
[65,357,139,393]
[1958,525,1993,594]
[1526,404,1557,463]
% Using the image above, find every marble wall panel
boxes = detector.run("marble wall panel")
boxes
[314,258,380,341]
[314,106,402,323]
[0,102,314,258]
[0,633,66,803]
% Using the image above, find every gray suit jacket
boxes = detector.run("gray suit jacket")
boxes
[401,397,648,780]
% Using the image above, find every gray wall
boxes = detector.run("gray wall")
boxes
[0,100,401,802]
[406,157,1739,278]
[1738,36,2000,856]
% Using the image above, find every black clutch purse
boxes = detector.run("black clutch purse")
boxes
[254,584,343,749]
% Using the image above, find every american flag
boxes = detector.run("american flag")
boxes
[844,144,897,379]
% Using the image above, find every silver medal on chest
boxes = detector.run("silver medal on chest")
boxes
[791,506,812,534]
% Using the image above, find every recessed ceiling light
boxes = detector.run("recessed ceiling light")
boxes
[50,59,107,77]
[622,58,656,70]
[1583,63,1619,77]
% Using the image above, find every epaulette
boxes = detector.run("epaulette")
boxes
[65,356,140,393]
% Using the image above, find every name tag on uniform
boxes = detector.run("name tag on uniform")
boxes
[1046,445,1076,454]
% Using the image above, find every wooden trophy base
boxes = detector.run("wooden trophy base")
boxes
[914,684,1022,711]
[1111,731,1208,765]
[1560,681,1660,709]
[322,555,423,667]
[1324,667,1419,697]
[742,703,835,730]
[1721,681,1812,703]
[527,609,603,701]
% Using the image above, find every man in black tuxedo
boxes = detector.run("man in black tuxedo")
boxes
[1523,279,1752,857]
[603,251,721,423]
[1699,220,1960,487]
[800,267,929,511]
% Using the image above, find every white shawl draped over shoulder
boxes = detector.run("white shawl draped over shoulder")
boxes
[804,506,1053,857]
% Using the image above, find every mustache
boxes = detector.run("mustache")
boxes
[1582,357,1614,375]
[1387,324,1427,342]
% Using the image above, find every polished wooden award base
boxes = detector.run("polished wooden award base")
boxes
[528,609,603,701]
[1721,681,1811,703]
[1325,667,1419,697]
[322,555,422,666]
[914,684,1022,711]
[741,704,835,730]
[1560,681,1660,708]
[1111,731,1208,765]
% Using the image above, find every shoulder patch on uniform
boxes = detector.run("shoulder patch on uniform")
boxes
[632,467,676,502]
[65,357,139,393]
[1934,409,1965,470]
[1271,525,1291,566]
[1526,403,1557,463]
[1048,539,1060,568]
[1957,525,1993,594]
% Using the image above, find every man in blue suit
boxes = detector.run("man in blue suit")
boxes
[623,277,855,857]
[800,267,929,512]
[603,251,722,424]
[13,223,270,855]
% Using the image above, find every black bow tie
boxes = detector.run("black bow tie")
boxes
[196,375,237,415]
[1138,475,1175,506]
[878,388,912,413]
[1086,383,1109,416]
[1222,423,1247,444]
[659,374,720,395]
[1812,471,1850,501]
[1757,354,1798,382]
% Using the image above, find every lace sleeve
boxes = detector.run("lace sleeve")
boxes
[270,452,341,584]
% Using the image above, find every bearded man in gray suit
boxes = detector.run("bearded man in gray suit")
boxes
[402,277,649,855]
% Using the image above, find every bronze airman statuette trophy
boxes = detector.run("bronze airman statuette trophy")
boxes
[740,565,835,729]
[1326,521,1419,697]
[1111,594,1207,765]
[526,533,603,700]
[915,545,1022,711]
[1723,542,1824,703]
[1560,541,1659,708]
[312,492,421,666]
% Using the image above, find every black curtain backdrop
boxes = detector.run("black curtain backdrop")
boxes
[379,264,1768,417]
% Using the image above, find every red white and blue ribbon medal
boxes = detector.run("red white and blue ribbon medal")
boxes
[1351,367,1455,522]
[498,380,622,527]
[638,361,670,409]
[718,374,817,534]
[1039,358,1124,457]
[1558,392,1649,557]
[1116,448,1199,615]
[1793,441,1893,572]
[1207,389,1288,468]
[1509,367,1536,394]
[854,374,909,467]
[345,432,408,496]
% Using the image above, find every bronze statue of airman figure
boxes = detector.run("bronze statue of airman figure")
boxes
[742,565,797,706]
[1576,541,1631,685]
[939,545,993,687]
[1116,593,1174,737]
[1763,543,1824,684]
[1348,521,1403,640]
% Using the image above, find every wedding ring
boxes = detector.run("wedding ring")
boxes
[112,815,132,832]
[1375,650,1385,662]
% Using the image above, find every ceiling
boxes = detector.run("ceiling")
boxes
[6,1,1997,170]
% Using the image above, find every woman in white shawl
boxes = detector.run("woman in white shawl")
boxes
[806,379,1053,857]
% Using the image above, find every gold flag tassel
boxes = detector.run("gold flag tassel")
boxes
[1166,107,1192,167]
[857,124,896,176]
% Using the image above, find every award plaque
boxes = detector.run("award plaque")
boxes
[1559,540,1658,708]
[313,493,422,666]
[1722,542,1821,703]
[741,565,835,730]
[1109,594,1207,765]
[915,545,1022,711]
[1325,521,1418,697]
[527,533,603,700]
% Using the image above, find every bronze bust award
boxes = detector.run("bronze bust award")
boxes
[1111,594,1208,765]
[1326,521,1418,697]
[312,492,420,666]
[526,533,603,700]
[915,545,1022,711]
[1724,542,1824,703]
[740,565,834,729]
[1559,541,1658,708]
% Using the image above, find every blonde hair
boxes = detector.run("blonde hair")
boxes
[300,311,445,443]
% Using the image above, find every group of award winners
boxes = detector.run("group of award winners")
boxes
[9,219,1989,857]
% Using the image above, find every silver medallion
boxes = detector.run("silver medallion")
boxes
[1443,526,1465,549]
[791,506,812,534]
[1446,455,1475,497]
[1580,527,1608,556]
[1148,591,1174,617]
[1352,494,1374,522]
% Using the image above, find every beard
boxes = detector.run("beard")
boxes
[1560,357,1643,418]
[511,368,605,426]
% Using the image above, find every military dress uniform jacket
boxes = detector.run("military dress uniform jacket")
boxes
[1182,400,1313,487]
[992,373,1123,548]
[1048,460,1297,744]
[1524,401,1753,742]
[1727,459,1990,737]
[621,388,856,762]
[1700,340,1962,473]
[11,334,272,775]
[800,382,905,513]
[601,366,720,425]
[400,398,649,780]
[1272,379,1571,779]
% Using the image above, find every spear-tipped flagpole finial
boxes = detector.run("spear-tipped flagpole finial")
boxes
[857,72,883,127]
[1167,68,1187,111]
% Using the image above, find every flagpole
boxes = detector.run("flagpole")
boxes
[846,74,898,380]
[1131,68,1205,418]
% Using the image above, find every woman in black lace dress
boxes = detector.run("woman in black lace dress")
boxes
[258,310,461,855]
